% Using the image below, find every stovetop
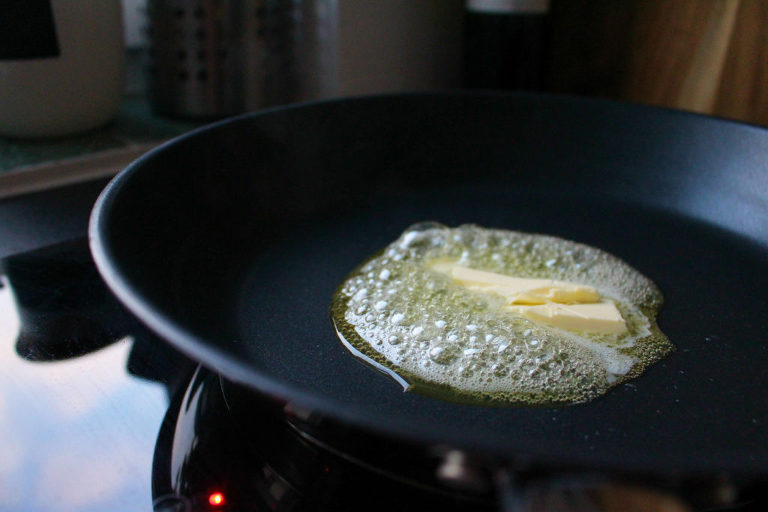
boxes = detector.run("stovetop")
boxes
[0,289,168,511]
[0,178,185,511]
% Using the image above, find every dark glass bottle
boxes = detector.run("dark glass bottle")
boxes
[463,0,550,91]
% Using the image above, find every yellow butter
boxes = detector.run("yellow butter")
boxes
[429,261,626,334]
[506,301,627,334]
[430,262,600,305]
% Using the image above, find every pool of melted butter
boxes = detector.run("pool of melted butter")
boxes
[331,223,674,406]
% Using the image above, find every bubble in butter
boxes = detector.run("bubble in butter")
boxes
[331,223,674,406]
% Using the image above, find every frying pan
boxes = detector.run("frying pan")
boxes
[89,93,768,480]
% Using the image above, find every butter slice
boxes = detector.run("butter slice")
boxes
[430,262,600,305]
[506,301,628,334]
[429,261,626,334]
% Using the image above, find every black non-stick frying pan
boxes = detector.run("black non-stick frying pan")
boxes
[90,93,768,479]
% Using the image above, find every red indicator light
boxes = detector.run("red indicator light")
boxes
[208,492,225,506]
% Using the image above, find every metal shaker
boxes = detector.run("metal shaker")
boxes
[146,0,338,119]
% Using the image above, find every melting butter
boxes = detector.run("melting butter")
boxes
[430,261,626,334]
[506,302,627,334]
[331,223,674,406]
[431,261,601,305]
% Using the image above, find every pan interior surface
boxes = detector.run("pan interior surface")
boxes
[91,93,768,476]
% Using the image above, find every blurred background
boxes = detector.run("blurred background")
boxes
[123,0,767,124]
[2,0,767,188]
[547,0,767,126]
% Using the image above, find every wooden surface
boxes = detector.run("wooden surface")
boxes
[548,0,768,126]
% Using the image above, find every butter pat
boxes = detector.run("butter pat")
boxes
[430,262,600,305]
[506,301,628,334]
[429,261,626,334]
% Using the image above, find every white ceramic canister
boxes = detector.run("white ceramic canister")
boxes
[0,1,124,138]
